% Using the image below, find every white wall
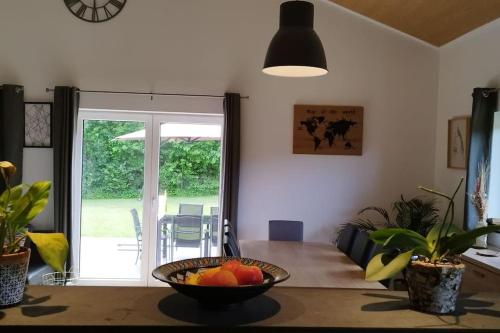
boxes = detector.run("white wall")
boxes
[0,0,439,241]
[434,18,500,227]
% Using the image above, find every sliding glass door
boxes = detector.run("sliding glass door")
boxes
[74,111,223,286]
[151,116,222,271]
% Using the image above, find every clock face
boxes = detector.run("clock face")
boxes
[64,0,126,23]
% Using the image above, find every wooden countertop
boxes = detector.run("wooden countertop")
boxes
[2,286,500,332]
[239,240,385,289]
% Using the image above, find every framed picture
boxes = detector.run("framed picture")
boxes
[24,102,53,148]
[447,116,470,169]
[293,104,363,155]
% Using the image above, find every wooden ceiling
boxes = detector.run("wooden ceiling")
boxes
[330,0,500,46]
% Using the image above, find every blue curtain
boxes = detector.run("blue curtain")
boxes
[464,88,498,230]
[53,86,80,269]
[0,84,24,192]
[222,93,241,237]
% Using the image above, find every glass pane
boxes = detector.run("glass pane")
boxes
[156,122,222,265]
[489,112,500,219]
[79,120,145,280]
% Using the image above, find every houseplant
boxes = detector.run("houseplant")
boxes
[0,161,68,307]
[365,178,500,314]
[469,161,489,248]
[349,196,439,236]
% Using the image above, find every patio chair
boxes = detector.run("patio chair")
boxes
[178,203,204,216]
[117,209,142,264]
[223,219,240,257]
[210,207,219,246]
[269,220,303,241]
[172,215,204,257]
[130,209,142,264]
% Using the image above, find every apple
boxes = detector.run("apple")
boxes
[221,259,241,273]
[234,265,264,285]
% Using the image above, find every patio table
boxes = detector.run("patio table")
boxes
[156,215,213,263]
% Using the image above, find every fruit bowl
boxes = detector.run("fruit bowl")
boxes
[152,257,290,305]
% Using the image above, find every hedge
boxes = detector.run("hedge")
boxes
[82,120,221,199]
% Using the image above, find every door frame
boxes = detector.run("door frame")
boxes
[73,109,224,286]
[146,113,224,286]
[74,109,154,286]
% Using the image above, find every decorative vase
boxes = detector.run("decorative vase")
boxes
[405,261,465,314]
[474,218,488,249]
[0,247,30,307]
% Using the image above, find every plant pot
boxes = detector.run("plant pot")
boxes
[0,247,30,307]
[405,260,465,314]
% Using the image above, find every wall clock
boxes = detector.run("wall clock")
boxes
[64,0,126,23]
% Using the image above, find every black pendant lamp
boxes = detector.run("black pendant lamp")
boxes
[263,1,328,77]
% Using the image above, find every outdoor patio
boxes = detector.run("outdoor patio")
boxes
[79,236,219,280]
[78,197,220,281]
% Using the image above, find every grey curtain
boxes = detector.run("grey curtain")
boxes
[53,86,79,269]
[464,88,498,230]
[0,85,24,193]
[222,93,241,237]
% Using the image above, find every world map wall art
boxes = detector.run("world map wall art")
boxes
[293,105,363,155]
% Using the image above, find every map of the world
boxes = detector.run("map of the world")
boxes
[293,105,363,155]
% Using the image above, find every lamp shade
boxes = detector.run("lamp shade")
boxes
[263,1,328,77]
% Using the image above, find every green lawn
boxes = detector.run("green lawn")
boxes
[81,196,219,237]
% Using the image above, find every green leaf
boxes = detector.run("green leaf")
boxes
[27,232,68,273]
[444,225,500,255]
[370,228,427,245]
[384,233,431,257]
[366,250,414,281]
[0,184,24,206]
[8,181,51,228]
[425,223,463,253]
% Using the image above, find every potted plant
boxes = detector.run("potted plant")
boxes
[0,161,68,307]
[469,161,489,248]
[365,178,500,314]
[349,195,439,236]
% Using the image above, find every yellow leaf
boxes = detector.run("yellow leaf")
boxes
[365,250,413,281]
[0,161,16,177]
[27,232,68,273]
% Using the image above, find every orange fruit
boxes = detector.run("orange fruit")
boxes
[210,270,238,286]
[234,265,264,285]
[198,267,221,286]
[221,259,241,273]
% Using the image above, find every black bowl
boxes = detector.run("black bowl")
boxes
[152,257,290,305]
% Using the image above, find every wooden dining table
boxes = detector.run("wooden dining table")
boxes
[239,240,385,289]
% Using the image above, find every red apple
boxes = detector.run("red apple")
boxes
[221,259,241,273]
[234,265,264,285]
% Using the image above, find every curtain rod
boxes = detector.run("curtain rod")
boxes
[0,86,24,93]
[482,88,499,98]
[45,88,249,100]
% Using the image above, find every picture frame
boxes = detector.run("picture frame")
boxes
[24,102,53,148]
[293,104,363,155]
[447,116,470,169]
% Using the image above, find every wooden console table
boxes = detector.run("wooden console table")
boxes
[461,247,500,292]
[1,286,499,332]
